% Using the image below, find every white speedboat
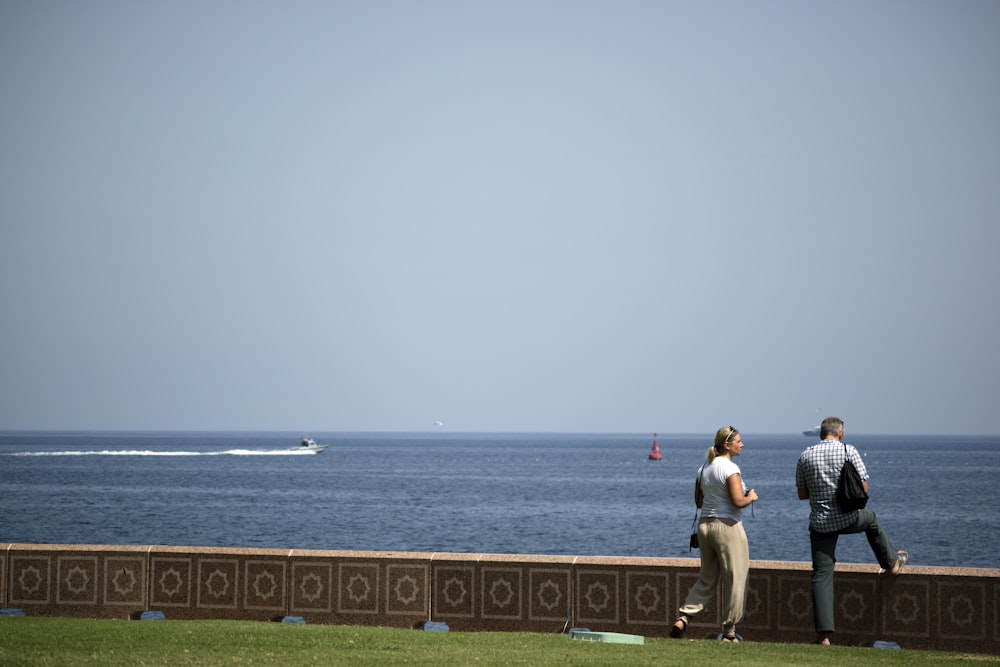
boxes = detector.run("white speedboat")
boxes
[291,437,328,454]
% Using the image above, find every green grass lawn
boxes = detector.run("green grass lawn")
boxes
[2,617,998,666]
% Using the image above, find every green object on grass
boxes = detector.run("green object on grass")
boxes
[570,629,645,644]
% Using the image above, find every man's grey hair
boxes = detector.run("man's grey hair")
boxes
[820,417,845,439]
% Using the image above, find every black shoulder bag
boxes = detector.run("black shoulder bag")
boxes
[836,442,869,511]
[689,465,705,551]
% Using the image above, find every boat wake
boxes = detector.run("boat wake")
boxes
[7,449,320,457]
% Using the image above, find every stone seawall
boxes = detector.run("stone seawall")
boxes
[2,543,997,654]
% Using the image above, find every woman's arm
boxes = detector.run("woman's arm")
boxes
[728,474,758,508]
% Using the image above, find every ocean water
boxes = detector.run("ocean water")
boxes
[1,431,997,569]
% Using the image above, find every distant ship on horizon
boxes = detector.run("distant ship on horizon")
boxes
[802,425,821,437]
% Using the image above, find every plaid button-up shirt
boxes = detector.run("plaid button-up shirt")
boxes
[796,439,868,533]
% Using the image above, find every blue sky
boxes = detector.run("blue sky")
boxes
[2,1,998,434]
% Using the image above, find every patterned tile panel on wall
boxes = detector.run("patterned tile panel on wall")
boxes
[197,558,239,610]
[777,572,813,631]
[529,568,570,622]
[626,570,669,626]
[57,556,98,605]
[386,564,428,617]
[434,565,475,619]
[245,560,287,611]
[938,580,986,640]
[742,572,772,630]
[482,567,522,621]
[291,562,332,613]
[834,575,878,634]
[576,569,619,626]
[882,578,930,638]
[337,562,379,615]
[9,555,52,605]
[105,557,145,606]
[151,557,192,608]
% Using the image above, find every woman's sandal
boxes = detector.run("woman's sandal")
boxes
[669,618,687,638]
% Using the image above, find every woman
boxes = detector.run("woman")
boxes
[670,425,758,643]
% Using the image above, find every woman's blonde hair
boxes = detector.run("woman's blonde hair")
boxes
[707,425,739,462]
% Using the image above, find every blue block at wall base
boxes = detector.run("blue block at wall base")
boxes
[423,621,449,632]
[1,609,26,617]
[281,616,306,624]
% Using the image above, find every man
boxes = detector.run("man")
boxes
[795,416,907,645]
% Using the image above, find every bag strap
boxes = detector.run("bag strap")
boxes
[691,464,705,531]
